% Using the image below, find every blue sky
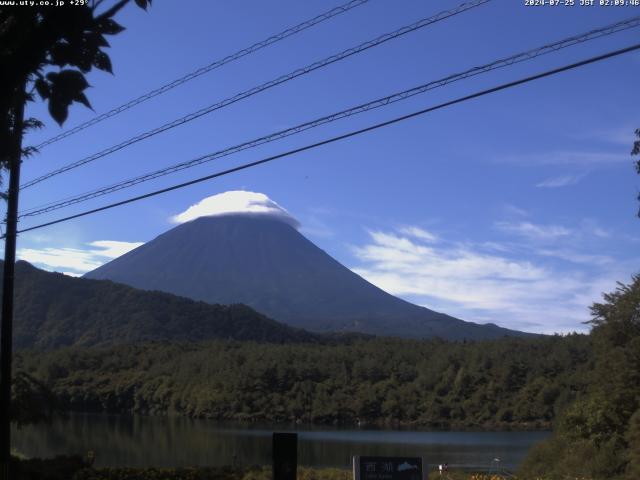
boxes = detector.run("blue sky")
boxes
[7,0,640,334]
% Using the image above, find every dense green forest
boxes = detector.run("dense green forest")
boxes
[15,334,591,429]
[8,247,640,479]
[9,275,640,480]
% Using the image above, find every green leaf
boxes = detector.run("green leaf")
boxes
[134,0,149,10]
[24,118,45,130]
[55,69,89,93]
[47,70,92,125]
[74,92,92,110]
[49,42,72,67]
[93,51,113,73]
[88,32,110,48]
[48,100,68,126]
[98,18,125,35]
[76,47,94,73]
[34,78,50,100]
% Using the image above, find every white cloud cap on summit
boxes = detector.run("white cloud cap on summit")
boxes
[172,191,300,228]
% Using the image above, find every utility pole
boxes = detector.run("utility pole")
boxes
[0,79,26,480]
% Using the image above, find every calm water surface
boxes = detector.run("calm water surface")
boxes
[13,414,549,471]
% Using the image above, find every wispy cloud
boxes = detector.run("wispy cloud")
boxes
[350,226,626,334]
[535,248,612,266]
[503,151,625,166]
[87,240,145,258]
[398,226,438,243]
[580,219,611,239]
[503,204,529,217]
[18,247,104,273]
[299,216,334,239]
[18,240,143,275]
[495,221,572,241]
[536,173,586,188]
[62,271,83,278]
[578,126,638,147]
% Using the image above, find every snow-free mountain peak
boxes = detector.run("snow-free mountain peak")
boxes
[86,197,528,340]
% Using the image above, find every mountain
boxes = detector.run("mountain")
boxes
[85,214,527,340]
[4,260,319,349]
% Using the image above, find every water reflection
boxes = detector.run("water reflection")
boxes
[13,414,549,471]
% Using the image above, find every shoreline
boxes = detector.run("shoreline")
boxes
[52,410,554,432]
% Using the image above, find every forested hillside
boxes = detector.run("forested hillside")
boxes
[4,261,319,348]
[16,335,591,428]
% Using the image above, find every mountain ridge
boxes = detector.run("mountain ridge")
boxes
[3,260,323,349]
[85,214,529,340]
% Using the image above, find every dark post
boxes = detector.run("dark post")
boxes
[273,432,297,480]
[0,80,25,480]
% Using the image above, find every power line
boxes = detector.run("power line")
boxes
[21,0,491,190]
[33,0,372,150]
[18,15,640,219]
[14,42,640,237]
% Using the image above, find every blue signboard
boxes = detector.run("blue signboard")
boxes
[353,456,426,480]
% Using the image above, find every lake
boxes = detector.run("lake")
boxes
[12,414,550,472]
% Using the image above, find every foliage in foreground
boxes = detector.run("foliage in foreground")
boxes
[519,275,640,480]
[15,333,591,428]
[6,458,575,480]
[1,0,151,146]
